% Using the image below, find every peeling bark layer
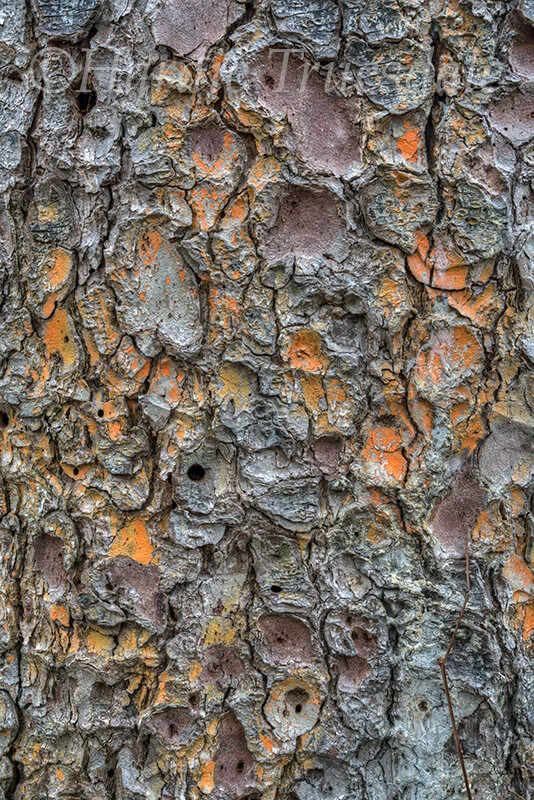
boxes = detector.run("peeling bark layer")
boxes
[0,1,533,798]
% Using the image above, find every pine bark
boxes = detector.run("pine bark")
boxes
[0,1,533,798]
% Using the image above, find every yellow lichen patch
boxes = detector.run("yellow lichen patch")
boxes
[188,660,203,682]
[86,630,114,654]
[283,329,329,374]
[216,363,254,415]
[109,518,155,565]
[202,618,237,647]
[114,625,153,662]
[154,670,171,705]
[37,202,60,223]
[43,307,78,367]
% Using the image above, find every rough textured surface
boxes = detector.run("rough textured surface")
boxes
[0,1,533,799]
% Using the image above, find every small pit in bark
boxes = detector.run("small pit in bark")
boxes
[187,463,206,481]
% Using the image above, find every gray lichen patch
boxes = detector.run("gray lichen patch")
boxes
[360,171,438,253]
[271,0,341,59]
[348,39,434,114]
[35,0,103,37]
[110,228,203,358]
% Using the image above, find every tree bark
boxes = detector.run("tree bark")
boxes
[0,0,533,798]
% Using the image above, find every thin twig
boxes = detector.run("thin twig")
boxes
[509,790,527,800]
[437,527,473,800]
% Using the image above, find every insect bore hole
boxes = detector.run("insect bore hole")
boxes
[187,463,206,481]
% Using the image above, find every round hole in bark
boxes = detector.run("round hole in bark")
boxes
[77,88,97,114]
[0,411,9,428]
[107,768,114,778]
[64,336,69,342]
[73,467,79,476]
[187,463,206,481]
[270,584,282,593]
[285,688,309,715]
[236,760,245,773]
[97,409,104,418]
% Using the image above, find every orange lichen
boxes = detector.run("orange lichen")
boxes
[61,463,90,480]
[198,759,215,793]
[407,232,431,284]
[362,425,407,484]
[43,307,77,367]
[259,732,276,754]
[284,330,328,373]
[524,603,534,641]
[451,405,485,454]
[247,156,282,193]
[446,284,503,328]
[397,121,420,161]
[50,604,70,627]
[190,185,227,231]
[503,555,534,602]
[109,518,155,565]
[138,228,163,267]
[47,248,72,288]
[413,326,484,394]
